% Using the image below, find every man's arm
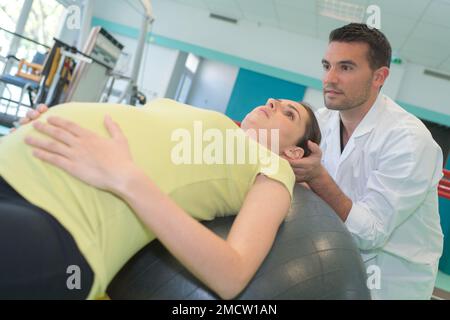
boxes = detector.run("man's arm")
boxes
[289,140,352,221]
[308,165,352,221]
[291,131,443,251]
[342,130,443,251]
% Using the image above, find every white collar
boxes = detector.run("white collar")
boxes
[324,93,386,139]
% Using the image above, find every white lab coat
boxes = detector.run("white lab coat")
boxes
[315,94,444,300]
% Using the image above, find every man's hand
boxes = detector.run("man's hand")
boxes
[9,104,49,133]
[289,140,352,221]
[288,140,325,183]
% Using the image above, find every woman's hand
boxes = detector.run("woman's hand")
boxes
[10,104,49,133]
[24,115,138,192]
[21,104,49,125]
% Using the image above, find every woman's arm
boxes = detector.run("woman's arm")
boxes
[115,171,290,299]
[24,116,291,299]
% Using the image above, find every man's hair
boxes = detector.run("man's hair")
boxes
[296,102,321,157]
[329,23,392,70]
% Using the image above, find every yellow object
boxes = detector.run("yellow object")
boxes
[0,98,294,299]
[45,47,61,87]
[16,59,44,83]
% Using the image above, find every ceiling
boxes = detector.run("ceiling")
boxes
[164,0,450,73]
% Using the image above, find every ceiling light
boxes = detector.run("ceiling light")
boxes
[317,0,365,23]
[209,13,238,24]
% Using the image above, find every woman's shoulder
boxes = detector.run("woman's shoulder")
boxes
[258,156,295,199]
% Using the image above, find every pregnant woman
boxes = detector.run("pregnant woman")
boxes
[0,98,320,299]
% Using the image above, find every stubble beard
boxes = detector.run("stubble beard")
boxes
[324,81,372,112]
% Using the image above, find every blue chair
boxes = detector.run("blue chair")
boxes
[0,52,46,127]
[0,52,46,109]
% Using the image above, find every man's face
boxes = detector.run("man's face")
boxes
[321,41,376,111]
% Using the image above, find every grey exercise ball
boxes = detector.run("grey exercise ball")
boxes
[107,185,371,300]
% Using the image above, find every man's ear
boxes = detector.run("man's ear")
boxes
[282,146,304,161]
[374,66,389,86]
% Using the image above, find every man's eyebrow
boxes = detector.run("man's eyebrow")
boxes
[321,59,357,67]
[338,60,357,66]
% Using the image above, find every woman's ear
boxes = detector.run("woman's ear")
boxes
[282,146,304,161]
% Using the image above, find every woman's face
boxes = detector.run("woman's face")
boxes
[241,98,309,157]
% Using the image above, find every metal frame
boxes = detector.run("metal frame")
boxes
[117,0,155,105]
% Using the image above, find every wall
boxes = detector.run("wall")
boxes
[90,0,450,126]
[303,87,325,111]
[57,1,92,49]
[382,63,405,99]
[226,68,306,122]
[165,51,188,99]
[397,63,450,117]
[148,0,450,121]
[187,59,238,113]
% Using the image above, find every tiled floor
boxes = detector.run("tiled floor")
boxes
[436,270,450,291]
[433,271,450,300]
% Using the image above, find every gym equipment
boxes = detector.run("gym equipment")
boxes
[0,51,46,108]
[37,39,90,107]
[0,27,123,129]
[0,27,49,127]
[107,184,371,300]
[33,28,122,107]
[64,27,123,104]
[116,0,154,106]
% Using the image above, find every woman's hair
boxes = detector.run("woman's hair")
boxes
[296,102,321,157]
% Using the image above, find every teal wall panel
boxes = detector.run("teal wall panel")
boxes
[225,68,306,122]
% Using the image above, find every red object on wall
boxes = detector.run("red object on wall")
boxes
[439,169,450,200]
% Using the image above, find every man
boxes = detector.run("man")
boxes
[290,23,444,299]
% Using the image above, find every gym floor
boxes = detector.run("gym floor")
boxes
[433,271,450,300]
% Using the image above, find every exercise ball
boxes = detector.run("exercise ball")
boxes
[107,185,371,299]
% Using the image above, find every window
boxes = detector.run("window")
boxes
[19,0,65,60]
[0,0,25,56]
[0,0,65,115]
[185,53,200,73]
[174,53,201,103]
[24,0,65,46]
